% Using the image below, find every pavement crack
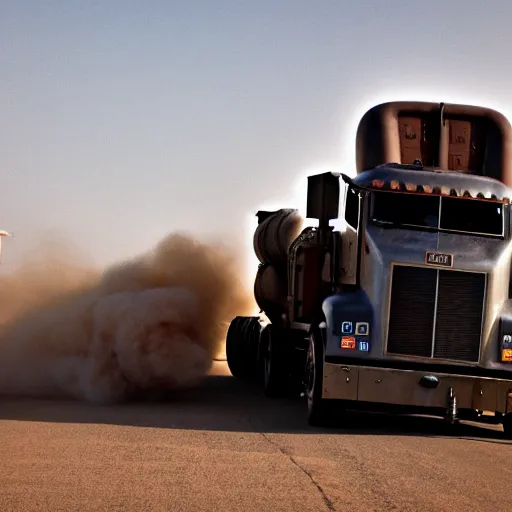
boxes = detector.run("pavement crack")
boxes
[288,453,336,512]
[254,426,336,512]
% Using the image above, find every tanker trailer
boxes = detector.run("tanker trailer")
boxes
[253,208,303,322]
[226,208,305,393]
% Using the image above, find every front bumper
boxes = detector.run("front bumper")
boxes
[322,362,512,414]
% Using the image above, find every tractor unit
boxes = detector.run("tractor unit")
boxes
[226,101,512,436]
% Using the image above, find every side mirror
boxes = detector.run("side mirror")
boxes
[306,172,340,224]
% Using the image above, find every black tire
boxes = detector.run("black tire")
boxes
[261,324,288,397]
[226,316,261,380]
[304,330,331,426]
[502,413,512,439]
[226,317,246,379]
[245,316,263,382]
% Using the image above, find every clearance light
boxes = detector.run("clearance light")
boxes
[366,177,509,203]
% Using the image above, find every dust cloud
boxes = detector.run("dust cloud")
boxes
[0,233,255,403]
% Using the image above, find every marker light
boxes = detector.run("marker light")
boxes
[502,349,512,362]
[341,336,356,349]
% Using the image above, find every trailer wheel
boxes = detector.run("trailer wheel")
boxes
[305,331,331,426]
[245,316,263,382]
[226,317,246,379]
[262,324,288,397]
[226,316,260,380]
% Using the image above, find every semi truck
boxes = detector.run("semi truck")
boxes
[226,101,512,436]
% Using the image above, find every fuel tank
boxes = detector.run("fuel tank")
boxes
[253,208,303,266]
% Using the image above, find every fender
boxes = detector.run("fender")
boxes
[321,289,374,358]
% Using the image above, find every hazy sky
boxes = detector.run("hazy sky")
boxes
[2,0,512,271]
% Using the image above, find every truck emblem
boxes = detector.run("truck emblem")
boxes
[425,251,453,267]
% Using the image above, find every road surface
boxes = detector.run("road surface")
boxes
[1,362,511,512]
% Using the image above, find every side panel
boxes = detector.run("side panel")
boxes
[340,226,358,285]
[338,183,361,286]
[322,365,358,400]
[322,363,512,412]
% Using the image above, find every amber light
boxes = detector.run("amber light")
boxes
[367,182,508,203]
[341,336,356,349]
[502,349,512,362]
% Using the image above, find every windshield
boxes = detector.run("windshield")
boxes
[370,191,505,237]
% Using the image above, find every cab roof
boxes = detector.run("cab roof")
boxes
[351,163,512,203]
[355,101,512,187]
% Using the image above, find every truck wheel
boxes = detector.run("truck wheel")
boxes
[262,324,288,397]
[305,331,331,426]
[502,413,512,439]
[244,316,263,382]
[226,317,247,379]
[226,316,260,380]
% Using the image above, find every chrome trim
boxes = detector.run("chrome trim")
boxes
[384,262,488,365]
[430,270,440,358]
[478,273,489,364]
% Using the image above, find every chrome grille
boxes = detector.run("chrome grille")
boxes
[387,265,486,363]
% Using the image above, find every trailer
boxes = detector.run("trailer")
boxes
[226,101,512,435]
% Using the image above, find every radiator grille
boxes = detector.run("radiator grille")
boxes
[387,266,437,358]
[387,265,486,363]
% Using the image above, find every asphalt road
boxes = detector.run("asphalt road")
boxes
[1,362,511,512]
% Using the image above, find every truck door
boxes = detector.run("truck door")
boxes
[339,183,361,286]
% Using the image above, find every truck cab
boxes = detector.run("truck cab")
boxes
[226,100,512,436]
[305,164,512,429]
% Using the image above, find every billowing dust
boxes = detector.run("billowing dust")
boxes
[0,233,255,403]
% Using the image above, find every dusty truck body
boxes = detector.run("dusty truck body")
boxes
[226,101,512,434]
